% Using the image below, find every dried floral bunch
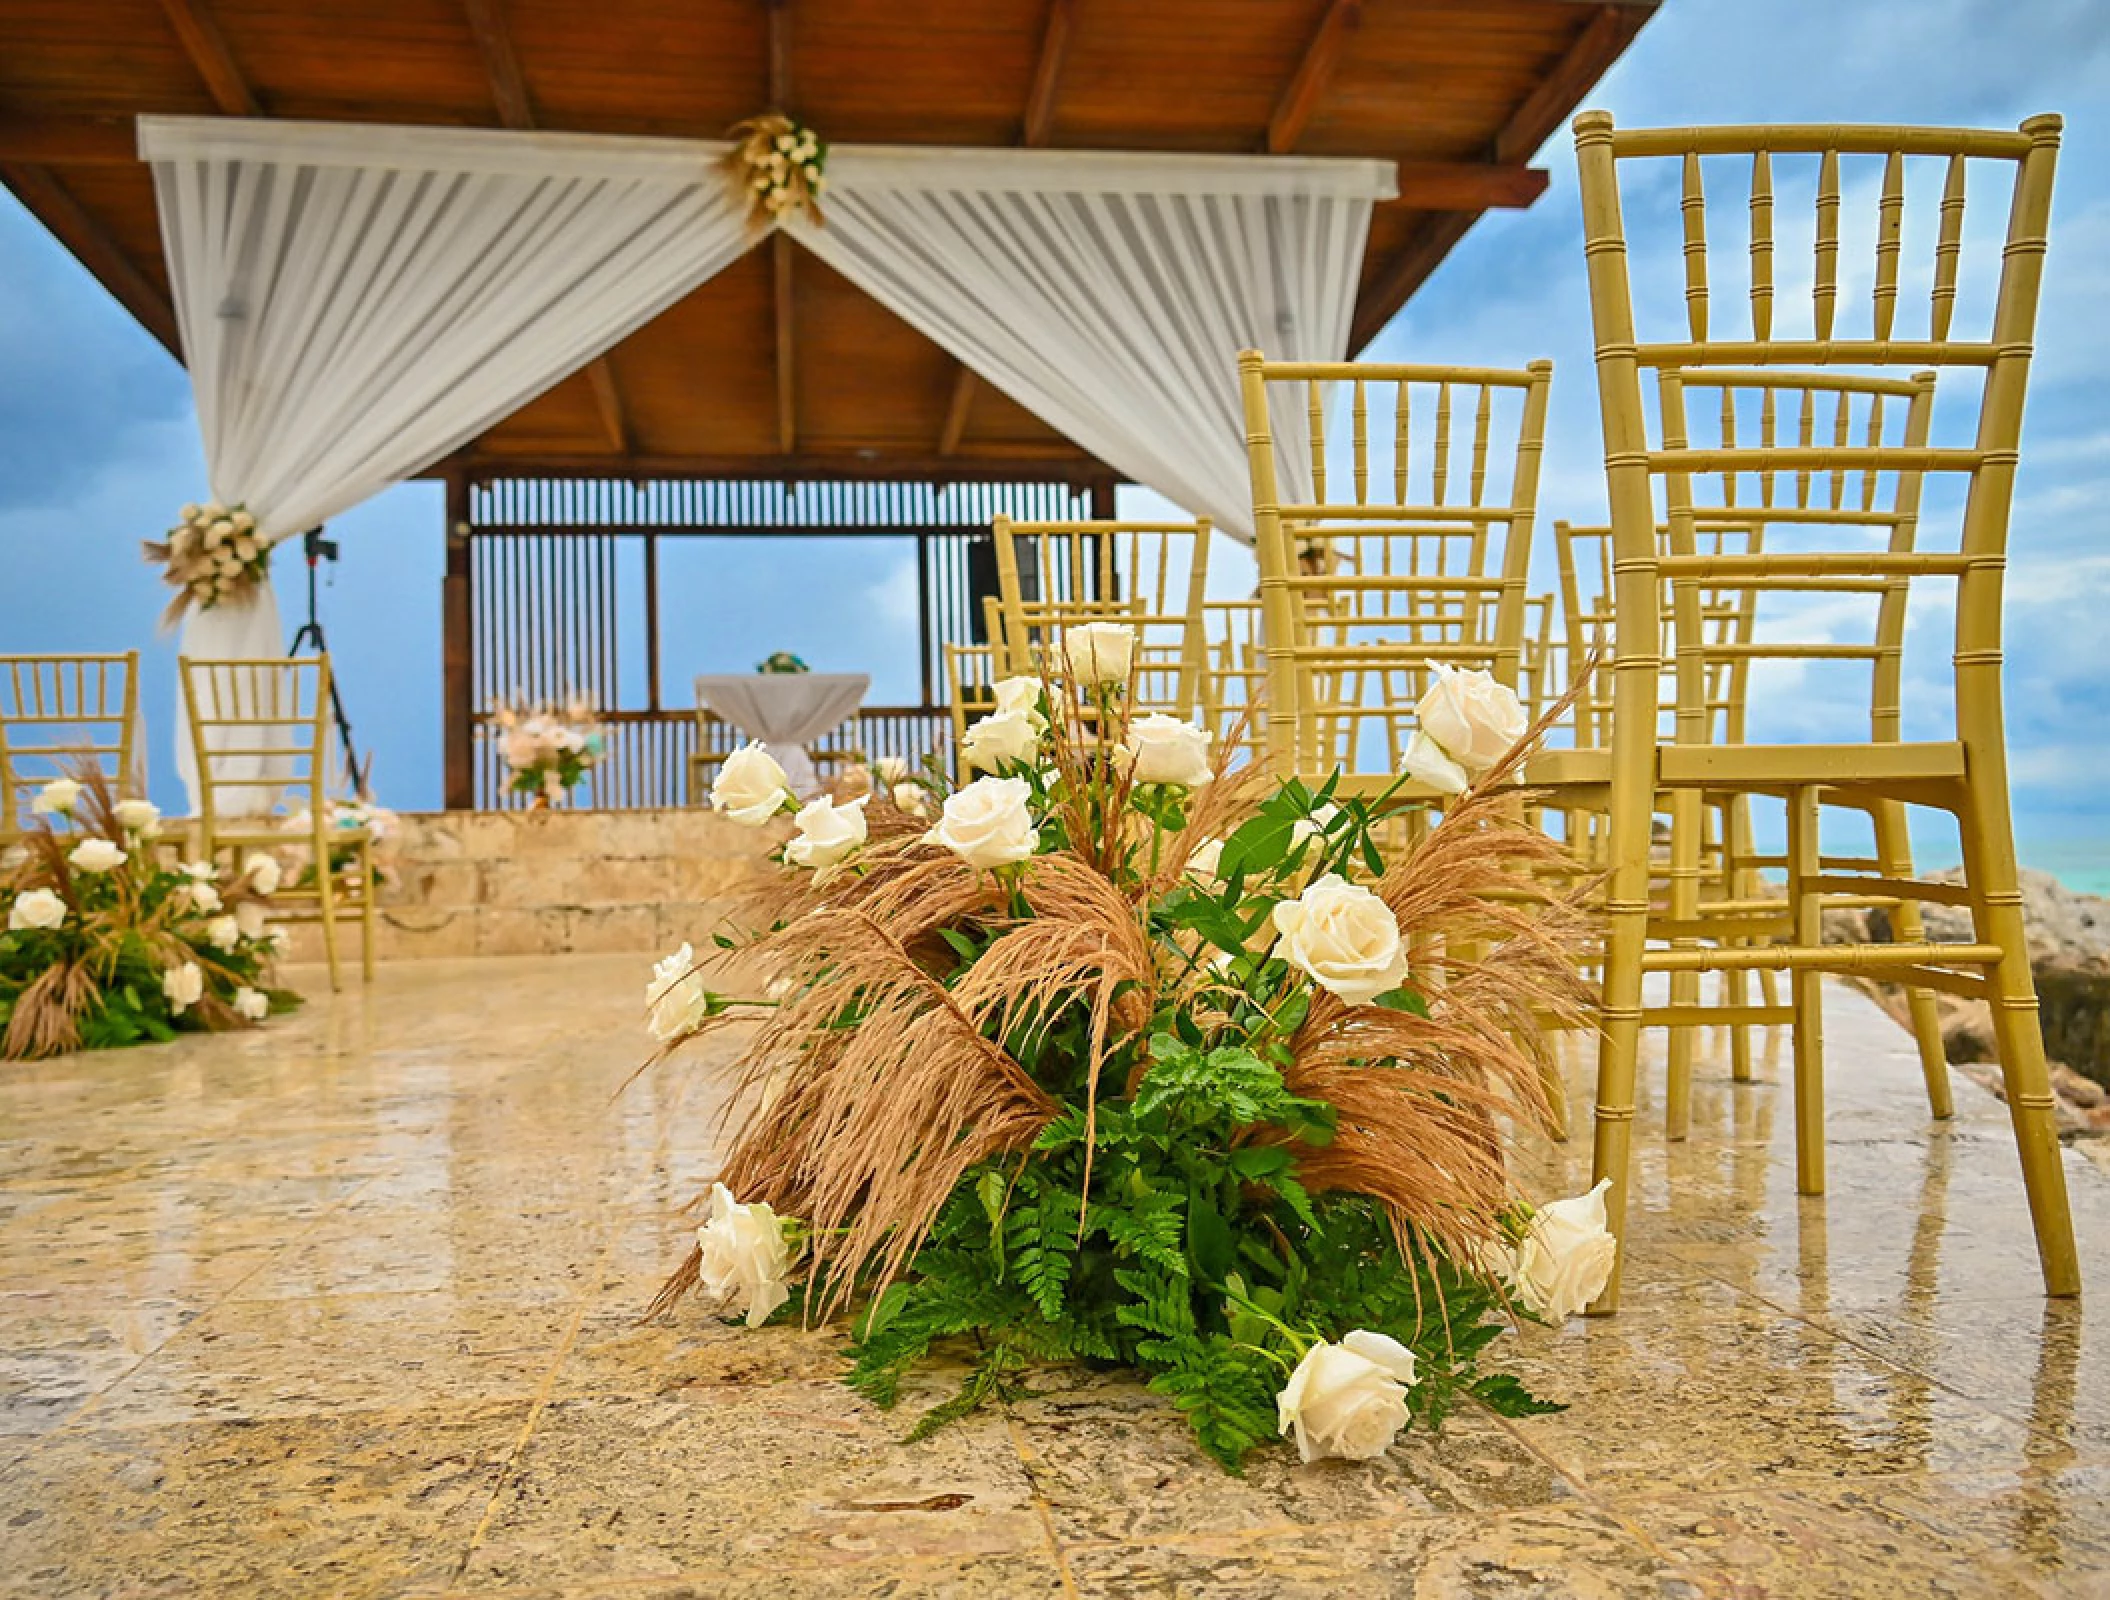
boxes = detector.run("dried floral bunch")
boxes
[141,501,270,628]
[649,633,1612,1472]
[491,700,604,804]
[725,113,827,225]
[1,768,295,1059]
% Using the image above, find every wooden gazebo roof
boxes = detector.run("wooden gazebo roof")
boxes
[0,0,1656,485]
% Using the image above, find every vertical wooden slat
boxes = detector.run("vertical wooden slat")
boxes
[1432,382,1452,505]
[1469,383,1493,506]
[1351,377,1368,504]
[1681,149,1709,341]
[1393,379,1409,503]
[1932,153,1966,341]
[1307,380,1326,502]
[1874,151,1905,341]
[1814,147,1841,340]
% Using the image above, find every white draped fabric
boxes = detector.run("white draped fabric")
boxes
[792,145,1387,534]
[139,117,1393,804]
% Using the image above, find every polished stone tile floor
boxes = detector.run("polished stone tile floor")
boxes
[2,955,2106,1598]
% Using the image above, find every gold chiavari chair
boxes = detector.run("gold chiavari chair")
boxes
[1,653,142,839]
[1568,109,2078,1308]
[1236,353,1554,796]
[990,518,1213,717]
[1201,598,1267,765]
[944,635,1000,783]
[180,656,374,990]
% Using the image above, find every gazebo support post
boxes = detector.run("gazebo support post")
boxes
[442,469,475,810]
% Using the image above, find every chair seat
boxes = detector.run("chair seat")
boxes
[1520,742,1965,796]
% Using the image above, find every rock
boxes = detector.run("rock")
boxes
[1869,867,2110,967]
[2052,1063,2106,1110]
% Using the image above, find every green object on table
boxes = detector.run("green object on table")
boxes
[756,651,810,675]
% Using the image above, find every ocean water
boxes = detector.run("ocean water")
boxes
[2015,836,2110,899]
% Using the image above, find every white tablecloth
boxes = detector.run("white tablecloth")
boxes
[696,672,869,797]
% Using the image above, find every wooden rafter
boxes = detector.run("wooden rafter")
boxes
[1267,0,1360,154]
[155,0,260,116]
[938,366,978,456]
[1348,1,1654,349]
[586,357,634,454]
[462,0,534,131]
[0,164,181,356]
[1390,160,1549,211]
[438,451,1100,483]
[767,0,797,452]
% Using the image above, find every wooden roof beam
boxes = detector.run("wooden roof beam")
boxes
[462,0,534,131]
[938,365,978,456]
[586,357,633,454]
[1348,1,1655,349]
[1022,0,1076,147]
[1,163,181,357]
[1390,160,1547,211]
[155,0,260,117]
[773,236,797,453]
[0,118,138,165]
[1268,0,1361,154]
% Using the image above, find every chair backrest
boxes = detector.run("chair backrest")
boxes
[1572,111,2062,763]
[1201,599,1266,764]
[1237,353,1555,783]
[989,518,1212,716]
[0,653,141,833]
[943,638,999,779]
[179,656,330,840]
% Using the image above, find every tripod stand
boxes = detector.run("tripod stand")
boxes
[286,527,368,794]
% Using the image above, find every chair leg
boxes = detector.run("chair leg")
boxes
[1725,794,1763,1082]
[1956,792,2082,1296]
[358,841,377,982]
[1588,804,1653,1316]
[1663,790,1704,1140]
[316,858,342,993]
[1786,785,1825,1196]
[1870,799,1952,1119]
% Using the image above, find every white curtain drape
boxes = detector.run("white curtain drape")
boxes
[793,145,1390,536]
[140,117,1392,804]
[141,117,760,809]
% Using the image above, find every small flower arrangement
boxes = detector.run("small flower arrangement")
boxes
[756,650,811,675]
[492,700,604,807]
[1,771,294,1058]
[648,627,1608,1472]
[725,113,827,226]
[141,501,270,627]
[281,795,400,888]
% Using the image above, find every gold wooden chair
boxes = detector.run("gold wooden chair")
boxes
[1,653,142,839]
[1569,110,2078,1307]
[1201,599,1267,766]
[990,518,1213,717]
[179,656,374,990]
[1236,354,1554,796]
[943,634,1000,783]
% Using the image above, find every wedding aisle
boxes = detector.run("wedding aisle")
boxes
[1,956,2104,1598]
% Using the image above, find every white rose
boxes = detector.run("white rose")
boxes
[162,961,203,1013]
[1511,1178,1618,1323]
[959,708,1042,772]
[244,853,282,896]
[1118,714,1213,789]
[67,838,127,874]
[711,743,795,826]
[696,1182,798,1328]
[114,799,161,835]
[188,881,223,914]
[1061,622,1136,687]
[1416,663,1527,773]
[31,778,81,816]
[181,860,216,881]
[1289,802,1340,848]
[991,676,1048,727]
[233,987,269,1022]
[1186,836,1225,881]
[204,914,240,951]
[925,776,1039,870]
[1277,1330,1419,1464]
[235,899,269,941]
[891,783,930,819]
[784,794,868,872]
[872,755,909,784]
[8,888,66,932]
[646,942,717,1041]
[1402,730,1470,796]
[231,509,256,533]
[179,501,201,520]
[1271,873,1409,1006]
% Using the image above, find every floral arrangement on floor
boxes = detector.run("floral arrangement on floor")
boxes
[1,771,295,1059]
[755,651,811,675]
[725,113,827,225]
[492,700,604,807]
[649,632,1609,1471]
[141,501,270,628]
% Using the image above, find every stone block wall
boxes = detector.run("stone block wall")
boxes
[276,807,778,963]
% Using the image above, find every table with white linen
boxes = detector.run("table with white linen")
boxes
[695,672,870,797]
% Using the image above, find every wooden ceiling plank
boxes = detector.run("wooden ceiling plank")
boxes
[1267,0,1362,154]
[0,118,137,166]
[1390,158,1548,210]
[773,234,796,453]
[461,0,535,131]
[1348,2,1654,349]
[1022,0,1077,147]
[1,163,181,357]
[155,0,260,117]
[938,368,977,456]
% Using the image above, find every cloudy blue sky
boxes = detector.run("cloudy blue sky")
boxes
[2,0,2104,882]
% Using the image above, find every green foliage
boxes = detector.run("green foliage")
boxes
[1148,1337,1283,1473]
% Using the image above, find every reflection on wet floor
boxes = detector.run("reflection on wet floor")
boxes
[0,955,2104,1598]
